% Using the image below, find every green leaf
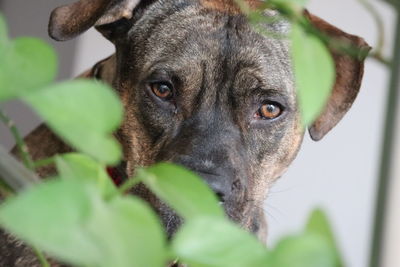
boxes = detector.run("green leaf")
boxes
[140,163,225,220]
[56,153,118,199]
[87,196,168,267]
[0,178,167,267]
[24,80,123,164]
[172,216,269,267]
[306,209,343,266]
[0,179,101,266]
[270,234,336,267]
[0,37,57,101]
[291,23,335,126]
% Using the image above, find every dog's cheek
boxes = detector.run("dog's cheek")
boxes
[115,84,157,175]
[247,114,304,199]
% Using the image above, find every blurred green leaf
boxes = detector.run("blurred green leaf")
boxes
[270,234,336,267]
[140,163,224,220]
[172,216,269,267]
[306,209,343,266]
[56,153,118,199]
[0,37,57,101]
[24,80,123,164]
[0,179,101,266]
[0,178,167,267]
[291,23,335,126]
[87,196,168,267]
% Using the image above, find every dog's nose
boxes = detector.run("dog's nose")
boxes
[198,172,232,203]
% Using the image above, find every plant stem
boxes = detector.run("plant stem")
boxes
[369,13,400,267]
[0,176,13,197]
[358,0,385,55]
[0,109,34,170]
[32,246,50,267]
[33,157,56,169]
[0,145,39,191]
[0,110,50,267]
[117,168,146,195]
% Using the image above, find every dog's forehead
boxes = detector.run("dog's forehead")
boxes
[130,0,294,96]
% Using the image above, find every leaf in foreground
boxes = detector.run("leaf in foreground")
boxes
[269,234,336,267]
[306,209,343,266]
[56,153,118,199]
[172,216,269,267]
[0,178,167,267]
[0,179,99,266]
[291,23,335,126]
[87,196,168,267]
[24,80,123,164]
[0,37,57,101]
[140,163,224,220]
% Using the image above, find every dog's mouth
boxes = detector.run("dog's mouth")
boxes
[106,162,128,186]
[106,162,256,237]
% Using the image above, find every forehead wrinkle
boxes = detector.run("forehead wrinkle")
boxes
[242,41,295,104]
[138,11,227,75]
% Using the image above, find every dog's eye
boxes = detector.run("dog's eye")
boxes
[256,102,283,120]
[151,82,173,100]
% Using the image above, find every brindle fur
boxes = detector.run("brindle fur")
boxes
[0,0,369,266]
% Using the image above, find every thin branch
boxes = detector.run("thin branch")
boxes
[33,157,56,169]
[0,145,39,192]
[118,175,143,195]
[358,0,391,66]
[0,111,49,267]
[359,0,385,54]
[32,246,50,267]
[0,109,34,170]
[0,176,13,197]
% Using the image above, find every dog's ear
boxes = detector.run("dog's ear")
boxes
[49,0,146,41]
[304,11,371,141]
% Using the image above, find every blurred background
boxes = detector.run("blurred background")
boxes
[0,0,397,266]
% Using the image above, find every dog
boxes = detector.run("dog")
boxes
[0,0,370,266]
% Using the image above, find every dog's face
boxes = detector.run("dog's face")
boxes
[49,0,369,240]
[115,2,302,237]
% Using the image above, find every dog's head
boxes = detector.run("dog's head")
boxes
[49,0,369,240]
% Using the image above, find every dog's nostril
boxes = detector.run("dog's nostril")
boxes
[215,191,225,203]
[232,179,241,191]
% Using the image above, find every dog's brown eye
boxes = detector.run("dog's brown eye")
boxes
[151,82,173,100]
[258,103,283,120]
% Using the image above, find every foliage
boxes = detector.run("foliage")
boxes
[0,1,348,266]
[290,24,335,125]
[24,81,123,164]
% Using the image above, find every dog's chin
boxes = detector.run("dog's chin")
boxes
[158,203,184,239]
[128,179,259,239]
[158,202,252,239]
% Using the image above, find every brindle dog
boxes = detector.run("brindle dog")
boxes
[0,0,370,266]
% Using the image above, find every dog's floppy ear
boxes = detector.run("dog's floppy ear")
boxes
[49,0,143,41]
[304,11,371,141]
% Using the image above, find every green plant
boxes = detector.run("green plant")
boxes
[0,0,395,266]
